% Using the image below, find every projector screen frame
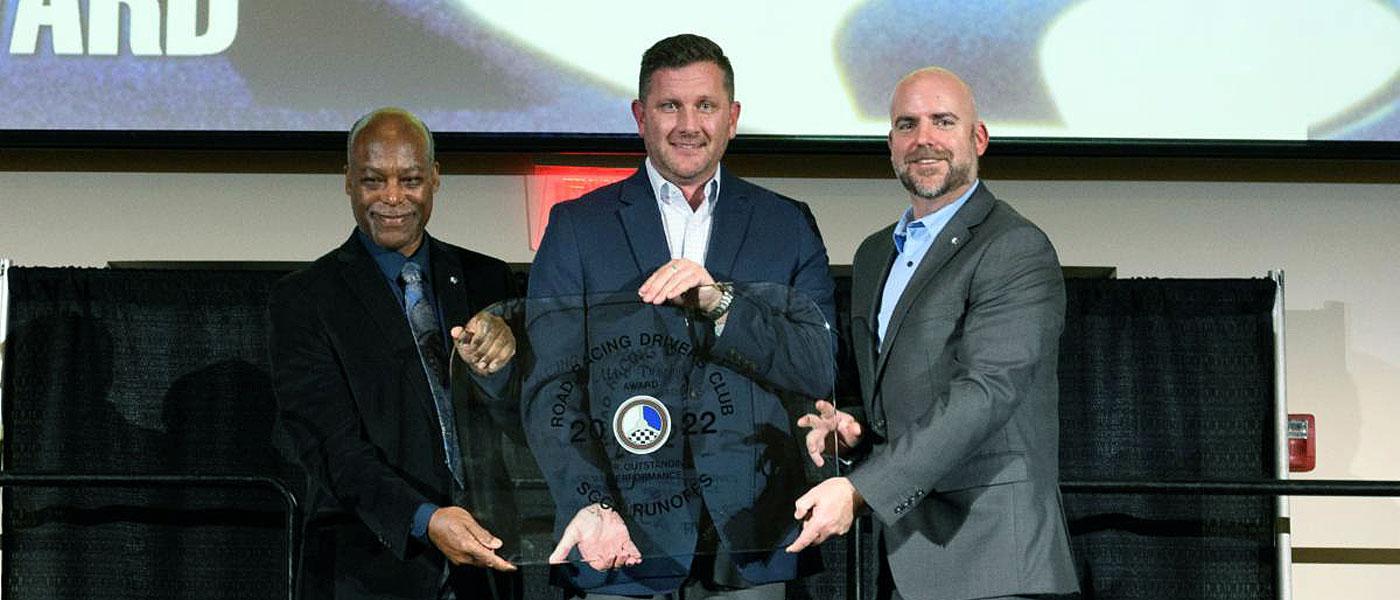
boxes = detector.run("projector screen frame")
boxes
[2,130,1398,160]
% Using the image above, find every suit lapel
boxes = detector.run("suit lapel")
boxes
[862,239,897,328]
[616,169,673,273]
[429,236,476,336]
[873,185,997,380]
[334,233,437,423]
[334,234,413,354]
[853,227,897,404]
[429,236,474,490]
[704,169,753,278]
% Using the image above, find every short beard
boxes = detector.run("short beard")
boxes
[895,159,971,201]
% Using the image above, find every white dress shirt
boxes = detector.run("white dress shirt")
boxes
[644,157,721,263]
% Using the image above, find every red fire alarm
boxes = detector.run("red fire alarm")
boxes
[1287,414,1315,472]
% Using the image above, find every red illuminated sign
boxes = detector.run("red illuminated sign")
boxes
[527,165,634,250]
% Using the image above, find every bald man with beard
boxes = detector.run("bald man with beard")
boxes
[789,68,1080,600]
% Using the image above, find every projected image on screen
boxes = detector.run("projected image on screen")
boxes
[2,0,1397,142]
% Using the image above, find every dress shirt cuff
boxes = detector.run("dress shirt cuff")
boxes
[411,502,439,543]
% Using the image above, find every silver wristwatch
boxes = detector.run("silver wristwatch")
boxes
[704,282,734,320]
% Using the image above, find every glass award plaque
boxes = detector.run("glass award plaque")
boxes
[455,282,838,581]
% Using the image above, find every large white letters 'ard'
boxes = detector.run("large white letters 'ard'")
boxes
[7,0,239,56]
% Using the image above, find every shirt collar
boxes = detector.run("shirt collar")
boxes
[356,228,432,285]
[644,157,722,207]
[892,180,980,253]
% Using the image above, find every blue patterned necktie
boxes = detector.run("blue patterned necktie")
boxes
[399,262,464,489]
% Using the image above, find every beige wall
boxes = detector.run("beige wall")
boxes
[2,169,1398,596]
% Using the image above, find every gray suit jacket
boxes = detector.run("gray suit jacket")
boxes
[847,183,1078,600]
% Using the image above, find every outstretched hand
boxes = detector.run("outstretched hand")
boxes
[427,506,517,571]
[547,504,642,571]
[796,400,862,467]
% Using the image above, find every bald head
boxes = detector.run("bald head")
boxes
[889,67,979,123]
[347,107,435,165]
[886,67,989,216]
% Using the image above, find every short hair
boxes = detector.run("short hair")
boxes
[346,107,435,164]
[638,34,734,102]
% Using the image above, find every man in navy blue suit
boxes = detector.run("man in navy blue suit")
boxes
[526,34,837,600]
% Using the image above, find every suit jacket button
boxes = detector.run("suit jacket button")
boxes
[874,419,886,430]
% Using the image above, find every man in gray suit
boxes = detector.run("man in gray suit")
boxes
[786,67,1080,600]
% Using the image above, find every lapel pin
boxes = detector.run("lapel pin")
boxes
[449,276,459,284]
[951,236,960,245]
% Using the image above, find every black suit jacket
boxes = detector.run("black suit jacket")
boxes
[270,232,518,599]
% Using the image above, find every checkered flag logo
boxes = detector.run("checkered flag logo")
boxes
[613,395,671,455]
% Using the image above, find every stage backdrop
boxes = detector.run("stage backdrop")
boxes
[3,267,1276,599]
[1056,279,1278,600]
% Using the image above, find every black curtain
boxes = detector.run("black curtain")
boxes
[1058,279,1278,600]
[2,267,299,600]
[3,268,1279,599]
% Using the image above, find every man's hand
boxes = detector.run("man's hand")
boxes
[427,506,517,571]
[787,476,863,553]
[452,311,514,375]
[796,400,863,467]
[638,259,723,312]
[547,503,642,571]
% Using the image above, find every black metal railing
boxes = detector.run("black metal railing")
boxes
[1061,479,1400,497]
[843,479,1400,600]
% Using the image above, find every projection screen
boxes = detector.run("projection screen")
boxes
[2,0,1398,148]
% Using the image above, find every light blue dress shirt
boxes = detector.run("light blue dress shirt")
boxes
[877,181,980,346]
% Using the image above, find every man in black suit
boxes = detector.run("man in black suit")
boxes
[790,68,1079,600]
[270,108,521,599]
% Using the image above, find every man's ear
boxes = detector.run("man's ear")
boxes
[631,99,646,137]
[727,101,741,139]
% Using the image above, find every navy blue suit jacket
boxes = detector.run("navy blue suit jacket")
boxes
[525,166,836,595]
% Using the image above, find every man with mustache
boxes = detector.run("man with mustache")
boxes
[527,34,837,599]
[270,108,522,599]
[790,68,1080,600]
